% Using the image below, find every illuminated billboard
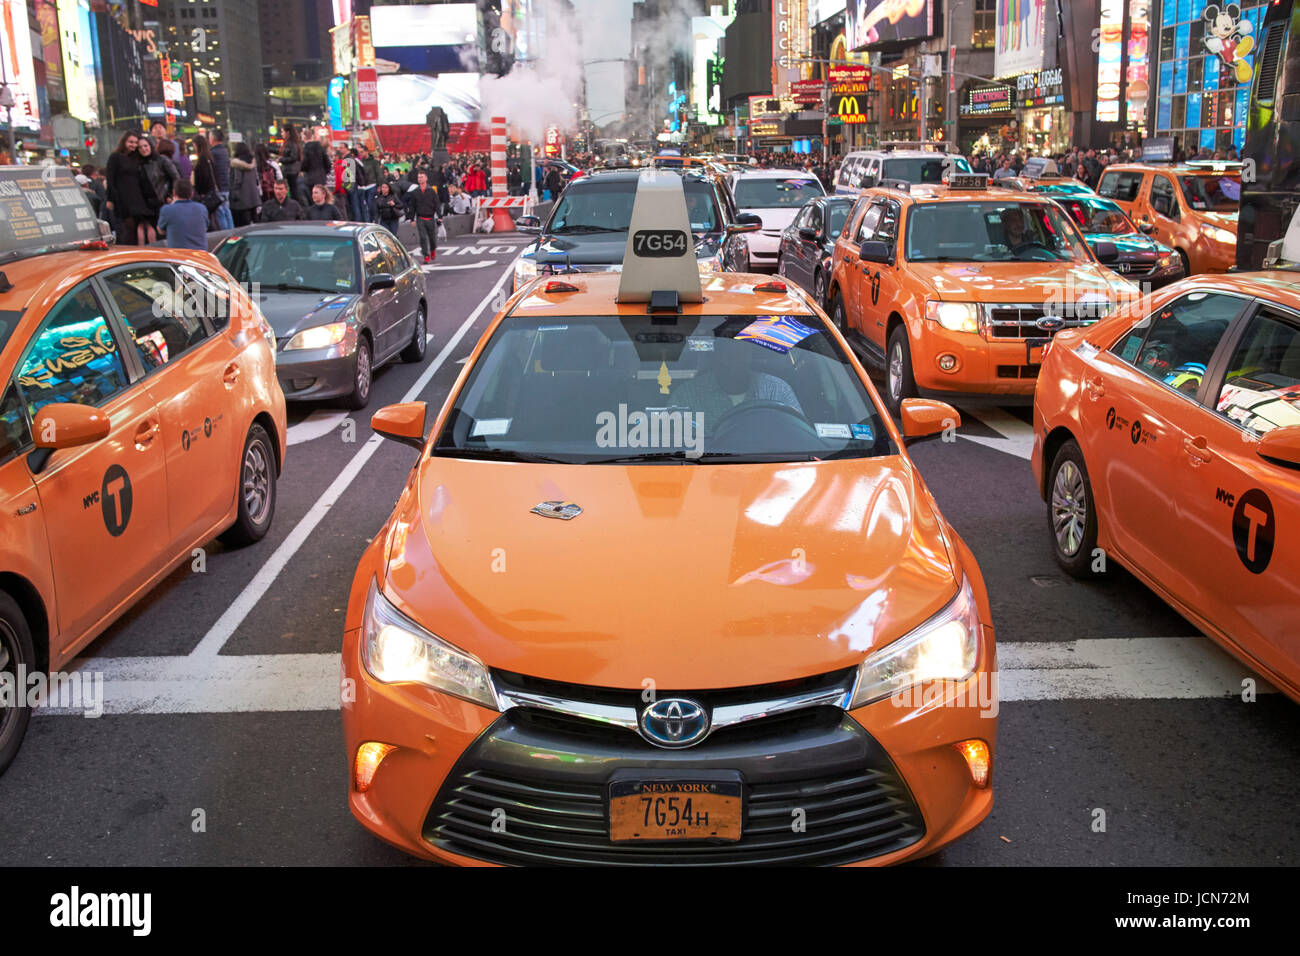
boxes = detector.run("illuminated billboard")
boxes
[994,0,1046,79]
[375,73,480,125]
[58,0,98,125]
[1096,0,1123,122]
[846,0,934,51]
[0,0,42,132]
[371,3,479,73]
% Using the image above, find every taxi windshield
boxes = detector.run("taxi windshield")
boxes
[734,177,824,209]
[217,234,358,294]
[906,200,1092,263]
[549,180,721,234]
[1180,173,1240,212]
[434,313,895,464]
[883,156,970,183]
[1056,197,1137,236]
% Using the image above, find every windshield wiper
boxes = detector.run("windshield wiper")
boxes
[266,282,340,294]
[434,447,574,464]
[552,225,625,234]
[583,451,702,464]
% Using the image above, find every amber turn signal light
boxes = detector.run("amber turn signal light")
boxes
[354,742,398,793]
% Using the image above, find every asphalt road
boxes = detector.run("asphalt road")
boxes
[2,235,1297,866]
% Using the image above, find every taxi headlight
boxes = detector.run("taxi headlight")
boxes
[514,256,539,288]
[849,576,981,708]
[1201,224,1235,245]
[925,301,981,333]
[283,321,348,351]
[360,578,497,710]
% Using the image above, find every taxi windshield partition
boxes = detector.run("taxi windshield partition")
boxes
[906,200,1093,263]
[549,179,722,235]
[433,312,895,464]
[217,234,359,294]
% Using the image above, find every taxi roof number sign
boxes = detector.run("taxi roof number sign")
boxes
[616,170,703,305]
[0,165,103,266]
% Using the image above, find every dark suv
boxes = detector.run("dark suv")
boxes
[512,169,760,291]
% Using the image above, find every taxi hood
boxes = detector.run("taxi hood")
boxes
[906,260,1130,304]
[381,456,960,689]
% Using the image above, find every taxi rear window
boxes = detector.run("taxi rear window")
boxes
[435,313,894,464]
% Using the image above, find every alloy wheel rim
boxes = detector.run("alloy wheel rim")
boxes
[243,441,271,525]
[889,342,903,402]
[1051,460,1088,557]
[357,344,371,399]
[417,309,426,353]
[0,621,19,742]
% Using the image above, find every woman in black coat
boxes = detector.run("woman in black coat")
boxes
[375,180,404,234]
[105,131,151,245]
[137,136,179,245]
[281,124,303,204]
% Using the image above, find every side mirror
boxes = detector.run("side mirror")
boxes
[730,212,763,234]
[366,273,396,292]
[859,239,892,264]
[1094,240,1120,264]
[372,401,427,452]
[860,174,878,189]
[1138,220,1155,234]
[798,226,819,243]
[1257,425,1300,469]
[33,403,111,450]
[899,398,960,443]
[516,216,542,234]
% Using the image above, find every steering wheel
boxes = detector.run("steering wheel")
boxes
[710,400,818,449]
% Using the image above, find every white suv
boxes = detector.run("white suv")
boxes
[730,169,826,273]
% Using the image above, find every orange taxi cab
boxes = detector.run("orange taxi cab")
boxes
[0,167,286,773]
[342,171,999,866]
[1033,271,1300,702]
[1097,162,1240,275]
[827,174,1136,411]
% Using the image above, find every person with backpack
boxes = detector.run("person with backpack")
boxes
[375,179,404,234]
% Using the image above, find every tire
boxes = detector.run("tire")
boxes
[830,290,848,334]
[885,324,917,414]
[1047,439,1103,579]
[0,591,36,776]
[1176,248,1191,278]
[813,269,827,310]
[401,302,427,363]
[220,423,277,547]
[344,336,373,411]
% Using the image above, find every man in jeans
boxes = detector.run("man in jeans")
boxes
[210,127,235,230]
[358,145,383,222]
[409,170,440,263]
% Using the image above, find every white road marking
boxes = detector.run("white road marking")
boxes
[959,406,1035,460]
[42,638,1275,715]
[423,260,496,272]
[188,260,515,660]
[286,409,350,446]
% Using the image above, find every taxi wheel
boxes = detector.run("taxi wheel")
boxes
[0,592,35,775]
[885,326,917,414]
[830,292,848,334]
[344,338,373,411]
[1047,440,1102,578]
[221,424,277,548]
[401,303,427,363]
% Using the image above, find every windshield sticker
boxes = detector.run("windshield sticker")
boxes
[816,423,851,439]
[687,337,714,352]
[537,324,569,332]
[850,423,874,441]
[471,418,511,437]
[736,315,817,353]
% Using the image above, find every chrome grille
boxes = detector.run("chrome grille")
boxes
[981,303,1100,340]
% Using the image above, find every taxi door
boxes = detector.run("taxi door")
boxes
[1080,290,1251,589]
[859,198,904,350]
[98,264,236,549]
[841,201,884,336]
[1143,174,1184,254]
[1170,302,1300,683]
[16,281,170,650]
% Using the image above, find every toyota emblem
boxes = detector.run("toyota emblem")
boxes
[639,698,710,748]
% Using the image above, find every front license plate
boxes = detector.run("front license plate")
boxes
[608,779,743,843]
[1026,337,1050,365]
